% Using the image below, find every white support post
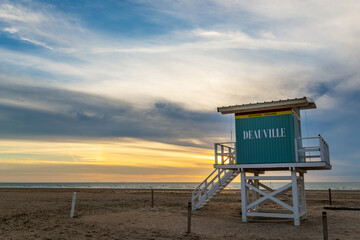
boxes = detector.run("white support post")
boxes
[300,172,307,219]
[70,192,76,218]
[205,179,208,199]
[233,149,236,164]
[218,168,221,184]
[221,145,224,164]
[319,137,324,163]
[241,171,247,222]
[294,138,299,162]
[254,172,259,211]
[291,171,300,226]
[246,181,250,205]
[214,143,217,164]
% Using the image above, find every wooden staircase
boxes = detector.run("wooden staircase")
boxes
[191,168,240,210]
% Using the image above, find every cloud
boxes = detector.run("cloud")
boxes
[0,3,42,22]
[1,0,357,113]
[0,80,226,147]
[194,29,223,38]
[18,36,53,49]
[0,1,358,121]
[0,1,358,146]
[2,27,17,33]
[0,1,88,50]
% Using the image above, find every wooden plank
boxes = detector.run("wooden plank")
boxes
[245,176,291,180]
[247,212,294,218]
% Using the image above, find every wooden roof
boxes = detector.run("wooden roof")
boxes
[217,97,316,114]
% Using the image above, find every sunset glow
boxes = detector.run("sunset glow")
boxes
[0,138,214,182]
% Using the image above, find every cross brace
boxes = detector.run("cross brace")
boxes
[241,170,307,226]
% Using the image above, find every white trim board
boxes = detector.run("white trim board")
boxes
[214,161,331,171]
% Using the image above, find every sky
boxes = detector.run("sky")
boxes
[0,0,359,182]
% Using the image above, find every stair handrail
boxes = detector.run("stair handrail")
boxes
[192,168,234,203]
[192,169,223,201]
[192,169,226,201]
[192,169,240,210]
[192,169,217,197]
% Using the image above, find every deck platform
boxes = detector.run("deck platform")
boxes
[214,161,331,171]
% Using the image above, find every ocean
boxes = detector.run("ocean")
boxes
[0,182,359,190]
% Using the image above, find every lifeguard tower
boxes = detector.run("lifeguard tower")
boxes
[192,97,331,226]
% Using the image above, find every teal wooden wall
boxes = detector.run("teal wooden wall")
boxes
[235,109,301,164]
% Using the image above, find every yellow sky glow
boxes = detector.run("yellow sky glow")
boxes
[0,138,215,182]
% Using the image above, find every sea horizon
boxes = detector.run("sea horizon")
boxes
[0,182,359,190]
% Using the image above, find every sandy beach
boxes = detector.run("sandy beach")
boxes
[0,188,359,239]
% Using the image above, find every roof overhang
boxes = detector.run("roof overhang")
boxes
[217,97,316,114]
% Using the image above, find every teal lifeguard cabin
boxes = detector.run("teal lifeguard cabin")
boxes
[192,97,331,226]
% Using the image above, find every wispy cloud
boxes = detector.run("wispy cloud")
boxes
[3,27,17,33]
[0,1,88,49]
[18,36,53,49]
[0,3,42,22]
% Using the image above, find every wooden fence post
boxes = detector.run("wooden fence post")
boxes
[322,211,328,240]
[151,189,154,208]
[70,192,76,218]
[187,201,192,233]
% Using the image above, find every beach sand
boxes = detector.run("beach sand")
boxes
[0,188,359,239]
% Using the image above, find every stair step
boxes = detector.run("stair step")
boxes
[192,169,241,210]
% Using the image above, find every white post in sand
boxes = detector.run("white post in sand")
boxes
[241,170,247,222]
[291,171,300,226]
[70,192,77,218]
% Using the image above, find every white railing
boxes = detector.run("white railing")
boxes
[191,168,236,210]
[214,142,236,165]
[295,136,330,165]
